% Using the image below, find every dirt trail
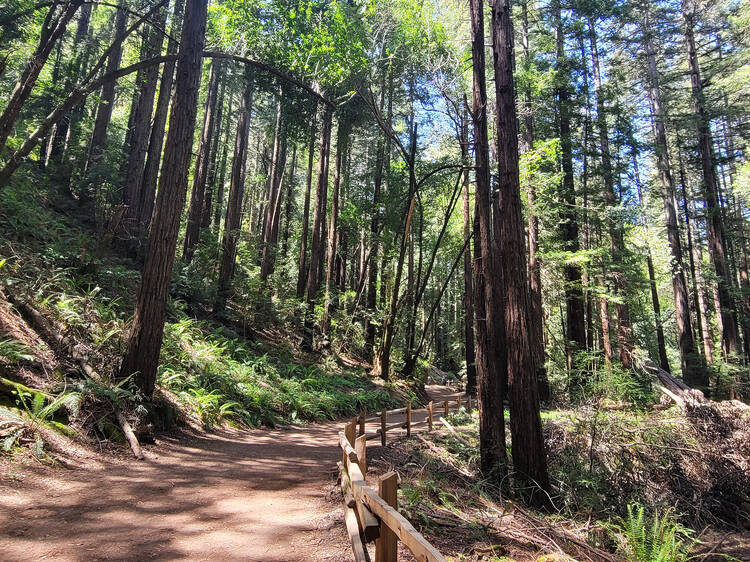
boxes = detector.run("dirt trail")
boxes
[0,385,459,561]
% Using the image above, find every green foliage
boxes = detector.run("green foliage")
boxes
[159,313,398,427]
[0,338,34,365]
[614,504,694,562]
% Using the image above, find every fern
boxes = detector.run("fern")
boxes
[615,504,694,562]
[0,338,34,364]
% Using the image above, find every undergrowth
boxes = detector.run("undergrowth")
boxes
[158,312,399,428]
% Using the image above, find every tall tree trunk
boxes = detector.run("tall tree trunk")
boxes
[119,0,208,396]
[215,69,255,313]
[121,6,168,239]
[138,0,185,234]
[365,71,389,362]
[87,4,127,170]
[48,4,93,174]
[374,125,416,381]
[202,60,227,229]
[183,58,221,261]
[491,0,549,502]
[588,17,633,368]
[460,112,477,396]
[302,103,333,351]
[323,120,350,337]
[469,0,507,476]
[555,0,586,389]
[213,88,233,231]
[260,95,289,282]
[642,6,706,388]
[281,143,297,256]
[633,153,671,372]
[682,0,739,359]
[675,142,712,362]
[520,0,548,401]
[297,116,317,298]
[0,0,84,154]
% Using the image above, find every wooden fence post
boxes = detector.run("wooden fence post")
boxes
[345,419,357,446]
[381,408,387,447]
[375,471,399,562]
[355,434,367,477]
[457,395,461,410]
[427,401,433,431]
[406,401,411,437]
[359,410,366,436]
[444,399,449,416]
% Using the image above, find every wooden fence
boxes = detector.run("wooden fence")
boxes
[337,395,471,561]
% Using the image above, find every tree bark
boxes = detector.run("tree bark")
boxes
[302,102,333,351]
[259,94,288,282]
[588,17,633,369]
[642,6,706,388]
[555,0,586,388]
[297,116,317,298]
[682,0,739,359]
[323,119,350,337]
[183,58,221,261]
[0,0,84,155]
[201,59,227,229]
[121,6,168,238]
[460,112,476,396]
[87,4,127,170]
[520,0,548,401]
[215,69,255,314]
[119,0,208,396]
[633,153,671,372]
[281,143,297,256]
[138,0,185,234]
[491,0,549,502]
[469,0,507,477]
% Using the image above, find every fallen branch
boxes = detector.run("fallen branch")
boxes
[7,294,144,460]
[438,416,471,447]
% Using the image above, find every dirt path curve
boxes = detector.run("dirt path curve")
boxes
[0,385,459,561]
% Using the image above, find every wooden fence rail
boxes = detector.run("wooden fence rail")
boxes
[337,394,471,561]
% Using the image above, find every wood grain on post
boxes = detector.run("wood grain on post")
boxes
[375,472,398,562]
[347,457,380,542]
[406,401,411,437]
[359,410,366,436]
[457,395,461,410]
[380,408,387,446]
[344,505,369,562]
[355,434,367,477]
[427,401,433,431]
[345,418,357,446]
[444,399,449,416]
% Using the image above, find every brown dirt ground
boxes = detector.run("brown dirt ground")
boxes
[0,385,459,561]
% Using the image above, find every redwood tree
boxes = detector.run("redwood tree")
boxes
[120,0,208,396]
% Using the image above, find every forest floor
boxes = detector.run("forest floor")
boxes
[0,384,458,561]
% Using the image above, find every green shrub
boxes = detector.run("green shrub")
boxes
[614,504,694,562]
